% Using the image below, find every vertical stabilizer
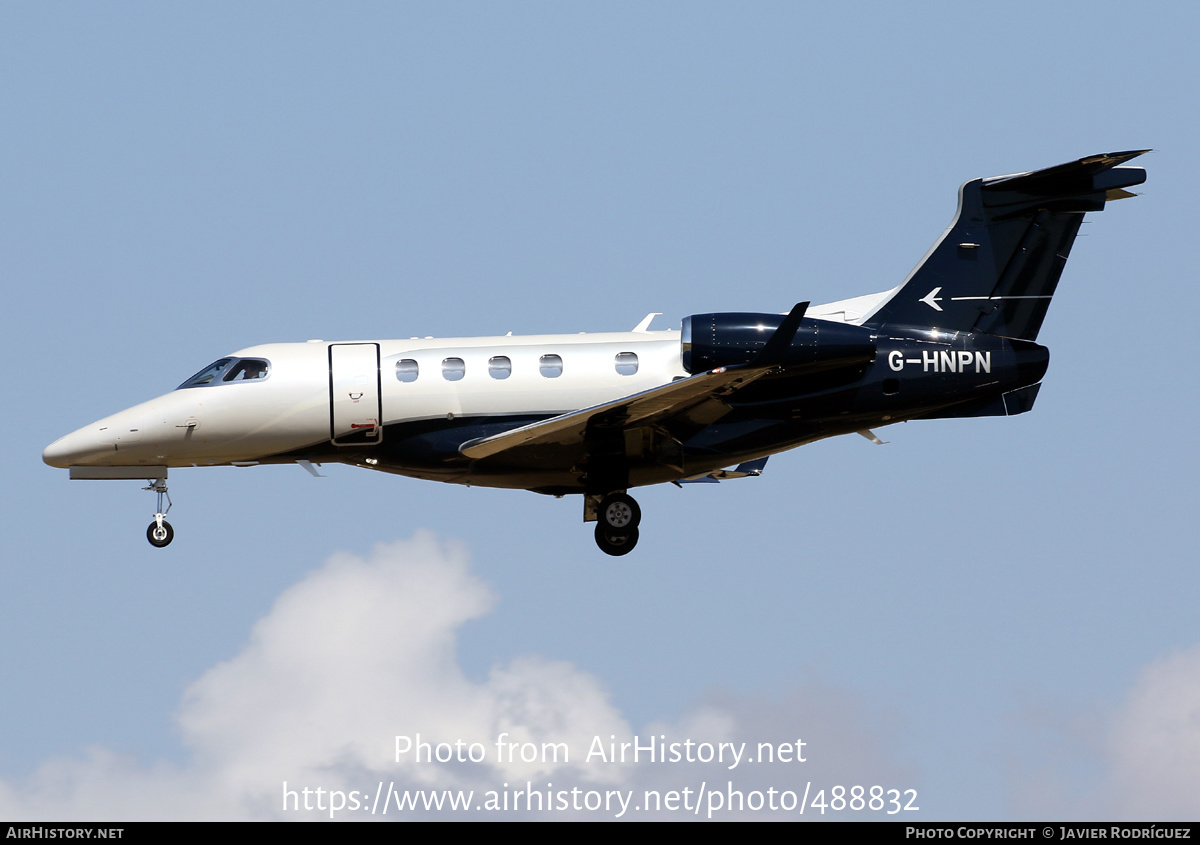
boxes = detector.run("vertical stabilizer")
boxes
[864,151,1148,340]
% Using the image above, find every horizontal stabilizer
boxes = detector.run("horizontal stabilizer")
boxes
[984,150,1147,193]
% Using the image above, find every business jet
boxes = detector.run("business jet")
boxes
[44,150,1147,555]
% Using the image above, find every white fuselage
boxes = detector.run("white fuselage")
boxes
[43,329,687,474]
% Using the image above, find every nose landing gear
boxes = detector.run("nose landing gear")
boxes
[143,477,174,548]
[147,517,174,548]
[590,492,642,556]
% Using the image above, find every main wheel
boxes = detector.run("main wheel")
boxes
[595,524,639,556]
[147,520,174,548]
[599,493,641,534]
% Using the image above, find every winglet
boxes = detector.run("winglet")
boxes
[753,302,809,366]
[728,456,768,476]
[633,313,662,332]
[677,456,769,483]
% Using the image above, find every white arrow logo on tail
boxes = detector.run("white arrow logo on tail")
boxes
[920,287,944,311]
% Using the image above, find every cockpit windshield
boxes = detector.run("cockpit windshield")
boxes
[223,358,270,382]
[178,357,270,389]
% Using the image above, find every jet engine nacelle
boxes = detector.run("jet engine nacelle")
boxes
[680,312,877,374]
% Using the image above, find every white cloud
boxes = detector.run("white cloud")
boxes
[1010,646,1200,820]
[1104,646,1200,819]
[0,532,909,821]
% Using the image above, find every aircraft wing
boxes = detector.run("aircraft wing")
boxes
[459,365,774,461]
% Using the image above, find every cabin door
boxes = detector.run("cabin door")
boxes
[329,343,383,446]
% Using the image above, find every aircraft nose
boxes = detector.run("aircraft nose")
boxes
[43,426,116,468]
[42,437,70,467]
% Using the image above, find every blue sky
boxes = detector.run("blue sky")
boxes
[3,2,1198,820]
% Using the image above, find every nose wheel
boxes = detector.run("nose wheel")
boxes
[591,492,641,556]
[143,477,174,548]
[147,518,174,548]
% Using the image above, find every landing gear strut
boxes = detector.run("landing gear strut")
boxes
[143,476,174,548]
[591,492,641,556]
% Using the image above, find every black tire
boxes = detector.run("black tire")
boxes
[599,493,641,534]
[595,524,639,556]
[147,520,174,548]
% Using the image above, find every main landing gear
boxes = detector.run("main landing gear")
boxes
[591,492,641,556]
[143,476,174,548]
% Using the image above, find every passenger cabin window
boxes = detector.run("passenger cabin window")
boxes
[539,354,563,378]
[223,358,270,382]
[615,352,639,375]
[396,359,419,383]
[442,358,465,381]
[489,356,511,379]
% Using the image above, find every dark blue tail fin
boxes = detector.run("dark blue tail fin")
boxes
[864,151,1148,340]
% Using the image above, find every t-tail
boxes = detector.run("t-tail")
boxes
[863,150,1148,340]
